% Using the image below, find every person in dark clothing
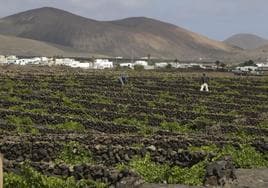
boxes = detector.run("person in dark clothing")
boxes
[118,72,128,86]
[200,73,209,92]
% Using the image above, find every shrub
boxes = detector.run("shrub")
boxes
[193,116,215,128]
[4,165,107,188]
[259,119,268,129]
[49,121,85,131]
[165,64,172,69]
[6,115,33,125]
[160,121,193,133]
[2,79,14,93]
[239,60,256,67]
[226,130,255,144]
[19,88,33,95]
[91,95,112,105]
[168,161,206,186]
[9,105,25,111]
[55,141,93,165]
[158,91,176,103]
[218,145,268,168]
[127,155,206,186]
[134,65,145,71]
[188,144,219,153]
[6,115,38,134]
[113,117,153,135]
[193,105,208,113]
[62,96,84,109]
[129,155,170,183]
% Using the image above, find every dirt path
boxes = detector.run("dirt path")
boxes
[231,168,268,188]
[141,169,268,188]
[0,154,3,188]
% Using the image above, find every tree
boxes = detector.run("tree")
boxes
[220,63,226,69]
[134,65,144,71]
[165,64,172,69]
[147,54,151,62]
[215,60,221,68]
[241,60,256,67]
[174,58,179,63]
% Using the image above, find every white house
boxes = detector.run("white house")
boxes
[55,58,81,67]
[14,57,43,65]
[144,65,155,70]
[6,55,18,64]
[94,59,113,69]
[236,66,258,72]
[155,62,168,68]
[170,62,188,68]
[38,57,49,65]
[257,63,268,68]
[14,58,34,65]
[30,57,42,64]
[256,63,268,72]
[0,55,7,64]
[120,63,134,69]
[189,63,200,67]
[176,64,191,69]
[72,62,93,69]
[134,60,148,67]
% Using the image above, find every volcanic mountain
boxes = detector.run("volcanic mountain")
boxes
[0,34,96,57]
[224,33,268,50]
[0,7,239,59]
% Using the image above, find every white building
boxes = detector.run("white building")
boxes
[257,63,268,71]
[55,58,81,67]
[14,59,29,65]
[6,55,18,64]
[30,57,42,64]
[144,65,155,70]
[120,63,134,69]
[0,55,7,64]
[236,66,258,72]
[168,63,177,68]
[257,63,268,68]
[134,60,148,67]
[72,62,93,69]
[155,62,168,68]
[94,59,113,69]
[176,64,192,69]
[45,58,93,68]
[38,57,49,65]
[14,57,42,65]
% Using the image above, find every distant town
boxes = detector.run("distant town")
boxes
[0,55,268,76]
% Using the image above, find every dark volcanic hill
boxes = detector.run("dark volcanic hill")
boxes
[0,7,239,59]
[0,34,65,56]
[224,33,268,50]
[0,34,102,57]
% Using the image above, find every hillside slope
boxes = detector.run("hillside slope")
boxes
[0,7,239,59]
[0,34,98,57]
[0,34,66,56]
[224,33,268,50]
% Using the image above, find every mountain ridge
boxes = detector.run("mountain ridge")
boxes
[224,33,268,50]
[0,7,239,59]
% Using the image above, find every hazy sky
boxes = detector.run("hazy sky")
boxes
[0,0,267,40]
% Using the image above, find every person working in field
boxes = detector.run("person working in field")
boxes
[118,72,128,86]
[200,73,209,92]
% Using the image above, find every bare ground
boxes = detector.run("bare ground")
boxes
[140,169,268,188]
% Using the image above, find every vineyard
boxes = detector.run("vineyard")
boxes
[0,66,267,187]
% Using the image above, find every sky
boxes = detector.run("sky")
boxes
[0,0,267,40]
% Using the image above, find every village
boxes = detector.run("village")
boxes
[0,55,268,75]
